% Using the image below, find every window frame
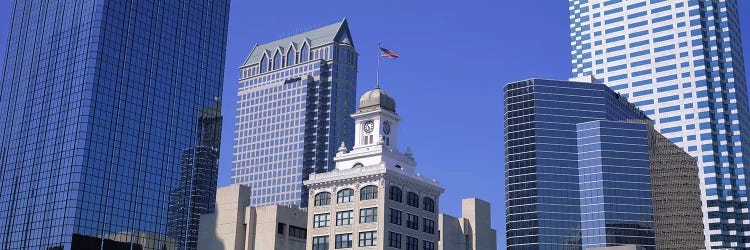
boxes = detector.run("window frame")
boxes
[335,233,353,249]
[389,208,402,225]
[314,192,331,206]
[337,189,354,203]
[407,192,419,208]
[390,186,403,202]
[313,213,330,228]
[389,231,402,248]
[359,207,377,224]
[312,236,329,250]
[360,185,378,200]
[336,210,354,226]
[358,231,377,247]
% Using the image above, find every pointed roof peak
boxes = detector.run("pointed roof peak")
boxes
[243,19,353,66]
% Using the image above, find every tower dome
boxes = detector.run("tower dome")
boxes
[358,87,396,112]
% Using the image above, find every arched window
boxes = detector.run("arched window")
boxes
[314,192,330,206]
[423,197,435,212]
[260,54,268,73]
[273,51,282,70]
[286,47,295,66]
[407,192,419,208]
[353,163,364,168]
[300,43,309,62]
[360,185,378,200]
[337,188,354,203]
[390,186,402,202]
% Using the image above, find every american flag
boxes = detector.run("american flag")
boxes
[380,48,399,59]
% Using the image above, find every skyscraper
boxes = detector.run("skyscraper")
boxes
[504,78,703,249]
[569,0,749,247]
[0,1,229,249]
[233,20,358,208]
[168,103,223,250]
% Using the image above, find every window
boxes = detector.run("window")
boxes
[273,51,282,70]
[423,197,435,212]
[390,186,402,202]
[315,192,331,206]
[360,185,378,200]
[286,47,295,66]
[260,55,268,73]
[300,43,309,62]
[360,207,377,223]
[337,189,354,203]
[358,231,377,247]
[313,236,329,250]
[335,233,352,249]
[406,213,419,230]
[423,218,435,234]
[336,210,353,226]
[389,208,402,225]
[277,223,285,234]
[313,213,330,228]
[389,231,402,248]
[289,225,306,239]
[423,240,435,250]
[406,236,419,250]
[407,192,419,208]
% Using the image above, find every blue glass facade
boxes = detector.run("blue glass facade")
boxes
[577,121,654,248]
[232,20,357,208]
[504,79,651,249]
[0,1,229,249]
[569,1,750,247]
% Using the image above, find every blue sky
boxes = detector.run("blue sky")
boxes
[1,1,750,248]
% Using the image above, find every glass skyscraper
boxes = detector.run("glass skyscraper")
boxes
[0,1,229,249]
[232,20,357,208]
[569,0,749,247]
[504,78,703,249]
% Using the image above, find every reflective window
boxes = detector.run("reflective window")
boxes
[360,185,378,200]
[313,236,329,250]
[359,231,377,247]
[337,189,354,203]
[286,47,295,66]
[390,186,402,202]
[360,207,377,223]
[336,210,353,226]
[423,197,435,212]
[335,233,352,249]
[300,43,309,62]
[273,51,282,70]
[407,192,419,208]
[314,192,331,206]
[260,54,268,72]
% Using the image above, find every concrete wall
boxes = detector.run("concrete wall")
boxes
[438,198,497,250]
[198,184,250,250]
[198,184,307,250]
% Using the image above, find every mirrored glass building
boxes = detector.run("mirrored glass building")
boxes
[0,1,229,249]
[569,1,750,247]
[504,78,703,249]
[232,20,358,208]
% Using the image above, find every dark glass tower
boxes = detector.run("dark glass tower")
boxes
[504,78,703,249]
[0,1,229,249]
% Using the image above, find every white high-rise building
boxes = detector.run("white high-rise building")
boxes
[569,0,750,248]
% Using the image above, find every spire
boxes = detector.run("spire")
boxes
[405,146,413,159]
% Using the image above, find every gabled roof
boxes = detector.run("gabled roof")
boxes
[242,19,353,66]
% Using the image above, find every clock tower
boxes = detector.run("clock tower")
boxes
[352,87,400,149]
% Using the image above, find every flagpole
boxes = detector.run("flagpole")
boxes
[376,41,381,89]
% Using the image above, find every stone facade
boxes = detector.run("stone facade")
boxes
[304,87,444,250]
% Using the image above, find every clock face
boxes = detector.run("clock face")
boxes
[363,120,375,133]
[383,121,391,135]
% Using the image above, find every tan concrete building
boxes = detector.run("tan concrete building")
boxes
[304,87,445,250]
[438,198,497,250]
[197,184,307,250]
